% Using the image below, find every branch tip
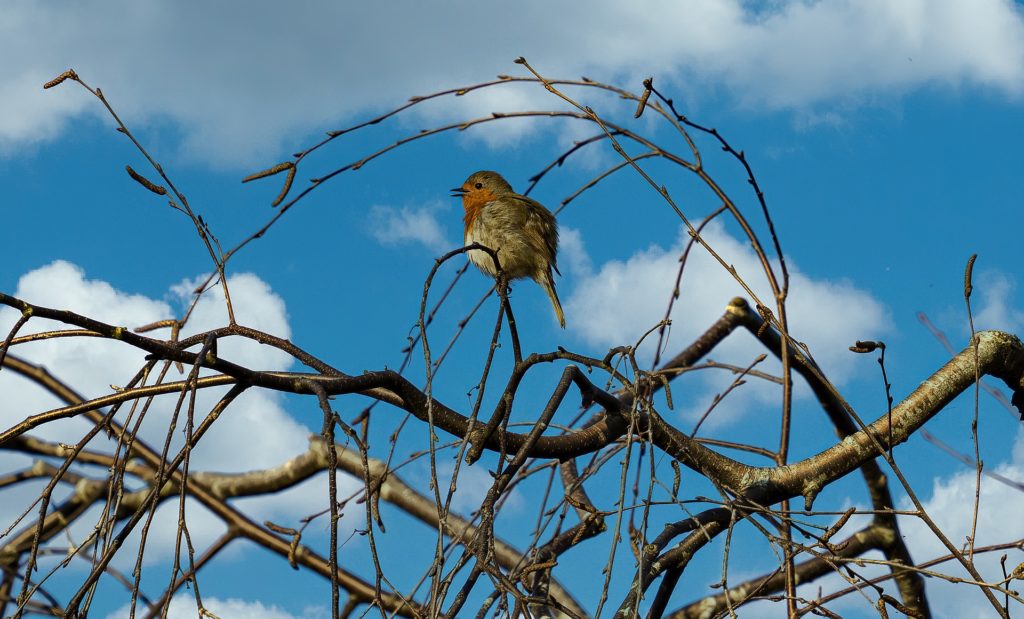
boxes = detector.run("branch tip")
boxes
[43,69,78,89]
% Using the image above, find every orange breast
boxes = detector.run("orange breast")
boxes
[462,188,496,235]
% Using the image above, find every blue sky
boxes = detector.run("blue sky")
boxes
[2,1,1024,618]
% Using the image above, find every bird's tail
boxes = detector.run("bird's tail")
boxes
[540,269,566,329]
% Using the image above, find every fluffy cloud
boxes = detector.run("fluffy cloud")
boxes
[106,594,324,619]
[807,427,1024,618]
[558,226,593,279]
[430,459,524,516]
[0,261,356,566]
[367,201,451,252]
[894,433,1024,617]
[563,221,889,426]
[3,1,1022,166]
[973,270,1024,334]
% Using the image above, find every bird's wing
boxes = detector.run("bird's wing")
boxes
[512,194,561,276]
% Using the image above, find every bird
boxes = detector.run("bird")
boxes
[451,170,565,328]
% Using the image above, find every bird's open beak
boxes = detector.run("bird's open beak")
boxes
[450,187,467,198]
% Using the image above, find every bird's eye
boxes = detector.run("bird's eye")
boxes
[474,182,483,189]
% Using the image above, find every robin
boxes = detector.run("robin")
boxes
[452,170,565,328]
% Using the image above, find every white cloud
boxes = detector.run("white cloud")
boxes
[558,226,592,278]
[563,221,889,426]
[2,0,1022,166]
[106,594,324,619]
[807,431,1024,618]
[11,259,172,338]
[895,427,1024,618]
[972,270,1024,333]
[0,261,175,451]
[432,460,524,516]
[367,201,451,252]
[566,221,889,373]
[0,261,358,564]
[716,0,1024,108]
[169,272,294,371]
